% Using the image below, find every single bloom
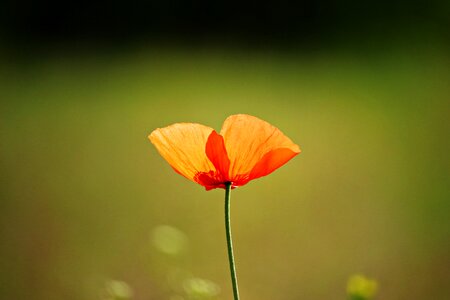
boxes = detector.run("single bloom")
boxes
[149,114,301,190]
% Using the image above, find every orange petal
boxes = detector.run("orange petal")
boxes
[205,131,230,180]
[248,148,299,180]
[220,114,301,180]
[149,123,215,183]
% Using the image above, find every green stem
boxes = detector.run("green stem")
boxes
[225,182,240,300]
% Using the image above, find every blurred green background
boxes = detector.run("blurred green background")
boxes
[1,1,449,299]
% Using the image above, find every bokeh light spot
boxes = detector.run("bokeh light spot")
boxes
[152,225,189,255]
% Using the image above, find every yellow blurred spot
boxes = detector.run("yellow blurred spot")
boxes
[183,277,220,298]
[347,274,378,299]
[152,225,189,255]
[103,280,133,300]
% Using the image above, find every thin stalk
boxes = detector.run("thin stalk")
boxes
[225,182,240,300]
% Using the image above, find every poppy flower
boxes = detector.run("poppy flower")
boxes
[149,114,301,190]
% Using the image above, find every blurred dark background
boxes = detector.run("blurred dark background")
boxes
[1,0,449,50]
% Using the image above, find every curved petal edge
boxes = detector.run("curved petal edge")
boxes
[148,123,215,183]
[248,147,301,181]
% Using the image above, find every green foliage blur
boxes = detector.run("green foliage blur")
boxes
[347,275,377,300]
[0,39,449,300]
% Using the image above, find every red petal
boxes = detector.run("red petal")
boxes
[205,131,230,181]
